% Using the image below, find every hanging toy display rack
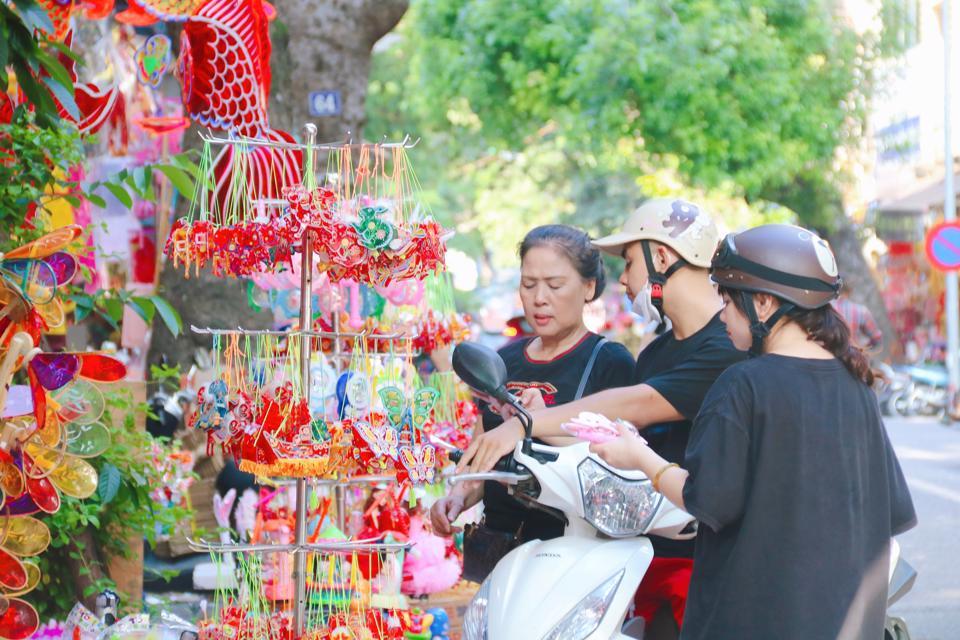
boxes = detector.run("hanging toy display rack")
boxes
[182,124,436,638]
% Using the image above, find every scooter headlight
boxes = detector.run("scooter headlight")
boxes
[578,458,661,537]
[542,569,624,640]
[463,577,491,640]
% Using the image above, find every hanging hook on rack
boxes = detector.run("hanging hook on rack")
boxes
[195,130,420,151]
[187,537,411,555]
[190,324,414,342]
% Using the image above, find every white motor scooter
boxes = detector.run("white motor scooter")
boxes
[450,342,919,640]
[450,343,695,640]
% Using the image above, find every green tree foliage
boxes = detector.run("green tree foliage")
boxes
[367,0,878,255]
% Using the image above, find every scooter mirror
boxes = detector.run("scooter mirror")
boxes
[453,342,510,401]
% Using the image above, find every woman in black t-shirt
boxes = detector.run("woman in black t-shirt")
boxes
[591,224,916,640]
[430,225,634,543]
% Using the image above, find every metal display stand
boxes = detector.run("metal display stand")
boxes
[185,123,422,637]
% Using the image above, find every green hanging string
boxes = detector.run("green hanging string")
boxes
[212,334,222,382]
[303,136,317,191]
[402,146,431,223]
[225,140,252,227]
[190,140,214,224]
[429,370,457,425]
[424,271,455,316]
[209,551,227,628]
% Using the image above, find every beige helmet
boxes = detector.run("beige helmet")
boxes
[592,198,720,267]
[593,198,720,334]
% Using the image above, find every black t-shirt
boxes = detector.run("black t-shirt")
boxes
[481,333,635,541]
[681,355,917,640]
[633,313,746,557]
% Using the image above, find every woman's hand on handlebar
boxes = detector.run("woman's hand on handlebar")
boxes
[515,388,547,412]
[455,419,525,474]
[478,388,546,420]
[430,494,467,536]
[430,482,483,536]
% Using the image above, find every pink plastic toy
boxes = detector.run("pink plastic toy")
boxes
[561,412,642,445]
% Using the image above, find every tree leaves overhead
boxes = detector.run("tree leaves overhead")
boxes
[368,1,896,339]
[372,0,876,231]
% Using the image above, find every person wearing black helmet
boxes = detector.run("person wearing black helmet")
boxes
[457,198,746,631]
[590,223,917,639]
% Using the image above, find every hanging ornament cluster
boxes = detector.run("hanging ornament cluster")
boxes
[411,310,471,354]
[165,145,448,285]
[298,195,446,287]
[187,334,447,482]
[197,598,414,640]
[0,226,128,640]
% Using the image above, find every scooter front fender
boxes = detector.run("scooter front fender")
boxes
[485,536,654,640]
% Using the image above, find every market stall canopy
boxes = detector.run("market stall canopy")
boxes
[877,170,960,215]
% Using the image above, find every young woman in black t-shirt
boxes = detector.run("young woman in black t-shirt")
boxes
[590,224,916,640]
[430,225,634,542]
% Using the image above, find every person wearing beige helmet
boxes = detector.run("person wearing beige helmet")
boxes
[590,223,916,639]
[456,198,746,633]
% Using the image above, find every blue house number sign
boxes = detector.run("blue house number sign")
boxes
[309,91,342,117]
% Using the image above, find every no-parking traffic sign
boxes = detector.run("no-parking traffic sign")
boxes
[926,222,960,271]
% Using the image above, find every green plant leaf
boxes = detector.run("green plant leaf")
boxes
[97,463,122,505]
[94,308,119,330]
[156,164,196,199]
[101,295,124,324]
[12,61,59,128]
[103,182,133,209]
[42,75,78,121]
[35,48,73,91]
[149,295,182,337]
[0,28,10,75]
[86,193,107,208]
[46,40,82,64]
[14,0,54,36]
[127,296,156,325]
[70,294,95,322]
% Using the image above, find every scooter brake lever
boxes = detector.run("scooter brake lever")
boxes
[447,471,532,485]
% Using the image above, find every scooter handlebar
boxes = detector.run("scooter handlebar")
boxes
[448,471,532,485]
[447,449,516,473]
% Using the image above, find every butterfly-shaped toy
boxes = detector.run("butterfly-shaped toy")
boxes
[397,444,437,485]
[351,420,400,472]
[378,385,439,435]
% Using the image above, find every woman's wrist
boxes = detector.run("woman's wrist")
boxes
[633,442,668,478]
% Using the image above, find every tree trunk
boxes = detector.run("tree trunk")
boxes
[269,0,409,142]
[826,215,897,361]
[148,265,274,370]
